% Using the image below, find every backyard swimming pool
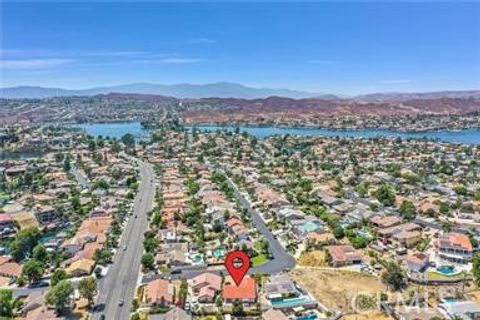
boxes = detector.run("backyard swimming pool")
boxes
[213,248,225,258]
[295,313,318,320]
[436,265,456,275]
[271,295,314,309]
[298,221,322,233]
[443,297,462,304]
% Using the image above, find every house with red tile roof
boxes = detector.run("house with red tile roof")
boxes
[0,261,23,278]
[435,233,474,263]
[326,245,363,267]
[223,276,257,304]
[143,279,175,307]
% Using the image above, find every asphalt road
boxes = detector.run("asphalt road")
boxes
[93,159,155,320]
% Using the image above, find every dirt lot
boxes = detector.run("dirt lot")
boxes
[290,268,388,313]
[342,311,393,320]
[297,250,327,267]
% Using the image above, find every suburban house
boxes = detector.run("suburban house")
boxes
[405,252,429,273]
[377,223,423,247]
[223,276,257,304]
[143,279,175,307]
[435,233,473,263]
[34,205,58,226]
[370,215,402,229]
[327,245,363,267]
[188,272,222,303]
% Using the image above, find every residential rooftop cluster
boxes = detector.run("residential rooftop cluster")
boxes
[1,121,480,320]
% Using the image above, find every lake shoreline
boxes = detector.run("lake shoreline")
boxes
[65,121,480,145]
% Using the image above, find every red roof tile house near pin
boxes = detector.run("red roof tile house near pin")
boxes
[435,233,474,264]
[223,276,257,304]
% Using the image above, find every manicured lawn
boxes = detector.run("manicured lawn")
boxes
[251,254,268,267]
[427,270,465,282]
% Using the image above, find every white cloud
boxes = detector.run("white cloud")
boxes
[0,59,74,70]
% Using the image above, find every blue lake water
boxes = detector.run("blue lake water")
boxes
[196,125,480,145]
[71,122,480,145]
[70,122,150,140]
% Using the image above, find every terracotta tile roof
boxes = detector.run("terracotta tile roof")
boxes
[145,279,175,305]
[327,245,363,264]
[0,262,22,278]
[223,276,257,300]
[437,233,473,252]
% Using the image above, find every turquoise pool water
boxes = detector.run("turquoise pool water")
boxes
[444,297,461,304]
[193,254,204,264]
[357,229,371,238]
[436,265,456,275]
[298,221,322,233]
[271,295,313,308]
[296,314,318,320]
[213,248,225,258]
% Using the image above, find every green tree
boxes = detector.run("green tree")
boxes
[399,200,416,221]
[51,269,67,287]
[46,280,74,314]
[78,277,98,307]
[10,226,40,261]
[32,244,48,264]
[141,253,155,271]
[0,289,17,317]
[22,259,45,283]
[333,225,345,239]
[143,237,159,254]
[472,254,480,286]
[121,133,136,148]
[375,184,396,207]
[381,261,407,291]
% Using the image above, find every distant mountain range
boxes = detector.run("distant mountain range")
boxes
[0,82,324,99]
[0,82,479,101]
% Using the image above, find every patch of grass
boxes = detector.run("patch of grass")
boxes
[253,241,263,251]
[427,270,465,281]
[251,254,268,267]
[159,266,172,274]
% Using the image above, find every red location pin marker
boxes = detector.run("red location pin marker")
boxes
[225,250,251,286]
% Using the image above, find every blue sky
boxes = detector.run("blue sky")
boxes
[1,1,479,94]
